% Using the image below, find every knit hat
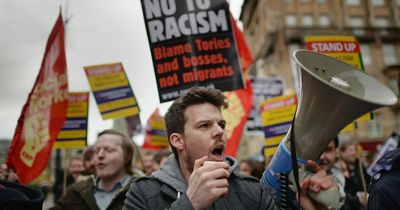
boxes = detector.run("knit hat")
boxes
[0,180,44,210]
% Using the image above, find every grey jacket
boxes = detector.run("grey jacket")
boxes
[123,155,279,210]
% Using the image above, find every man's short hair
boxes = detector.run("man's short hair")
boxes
[83,145,95,162]
[97,129,134,174]
[333,136,339,148]
[164,86,228,159]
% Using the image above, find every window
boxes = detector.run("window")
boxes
[302,14,313,27]
[368,115,383,138]
[349,16,365,35]
[397,0,400,6]
[285,15,297,27]
[382,44,398,65]
[284,0,294,3]
[375,17,391,35]
[360,44,372,66]
[349,16,365,27]
[319,15,331,27]
[319,0,327,3]
[301,0,310,2]
[372,0,385,6]
[374,17,390,27]
[346,0,360,5]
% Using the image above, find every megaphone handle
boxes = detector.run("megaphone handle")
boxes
[303,170,341,209]
[308,186,340,209]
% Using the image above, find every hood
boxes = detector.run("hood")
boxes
[152,154,239,193]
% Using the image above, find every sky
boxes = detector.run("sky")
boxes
[0,0,244,145]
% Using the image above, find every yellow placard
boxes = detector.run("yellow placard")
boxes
[98,98,137,112]
[84,62,140,120]
[54,92,89,149]
[102,107,140,120]
[151,120,166,130]
[260,95,297,126]
[264,135,284,146]
[305,35,371,128]
[54,140,86,149]
[87,72,129,92]
[57,130,87,139]
[66,102,88,117]
[149,135,169,146]
[263,146,279,156]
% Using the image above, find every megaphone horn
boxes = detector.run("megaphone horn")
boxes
[292,49,397,160]
[262,49,398,208]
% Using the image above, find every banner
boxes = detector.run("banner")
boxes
[54,92,89,149]
[6,13,69,184]
[142,108,169,150]
[141,0,244,102]
[260,95,298,156]
[247,77,284,132]
[304,35,371,131]
[84,62,140,120]
[222,14,253,157]
[305,36,363,69]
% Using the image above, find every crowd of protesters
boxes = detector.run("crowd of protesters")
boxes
[0,87,400,210]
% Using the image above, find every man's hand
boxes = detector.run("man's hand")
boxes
[299,160,335,210]
[186,156,230,210]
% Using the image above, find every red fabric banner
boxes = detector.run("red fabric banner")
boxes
[223,14,254,157]
[6,13,69,184]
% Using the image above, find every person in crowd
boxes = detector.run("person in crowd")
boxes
[142,151,158,175]
[338,140,371,193]
[239,158,264,179]
[319,137,366,210]
[82,145,96,176]
[52,153,84,202]
[368,147,400,210]
[338,140,370,209]
[51,129,137,210]
[0,164,44,209]
[67,154,84,184]
[153,149,171,170]
[0,163,19,182]
[123,86,336,210]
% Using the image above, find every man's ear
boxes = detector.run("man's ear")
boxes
[170,133,184,151]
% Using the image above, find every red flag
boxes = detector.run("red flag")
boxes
[6,13,69,184]
[223,14,254,157]
[142,108,169,150]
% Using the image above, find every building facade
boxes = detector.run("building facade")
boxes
[240,0,400,142]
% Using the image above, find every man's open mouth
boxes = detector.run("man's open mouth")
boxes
[211,145,225,160]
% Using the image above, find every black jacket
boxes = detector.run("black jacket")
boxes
[0,180,44,210]
[368,148,400,210]
[123,155,279,210]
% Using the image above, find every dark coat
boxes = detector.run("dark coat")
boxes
[368,148,400,210]
[123,155,279,210]
[51,177,131,210]
[0,180,44,210]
